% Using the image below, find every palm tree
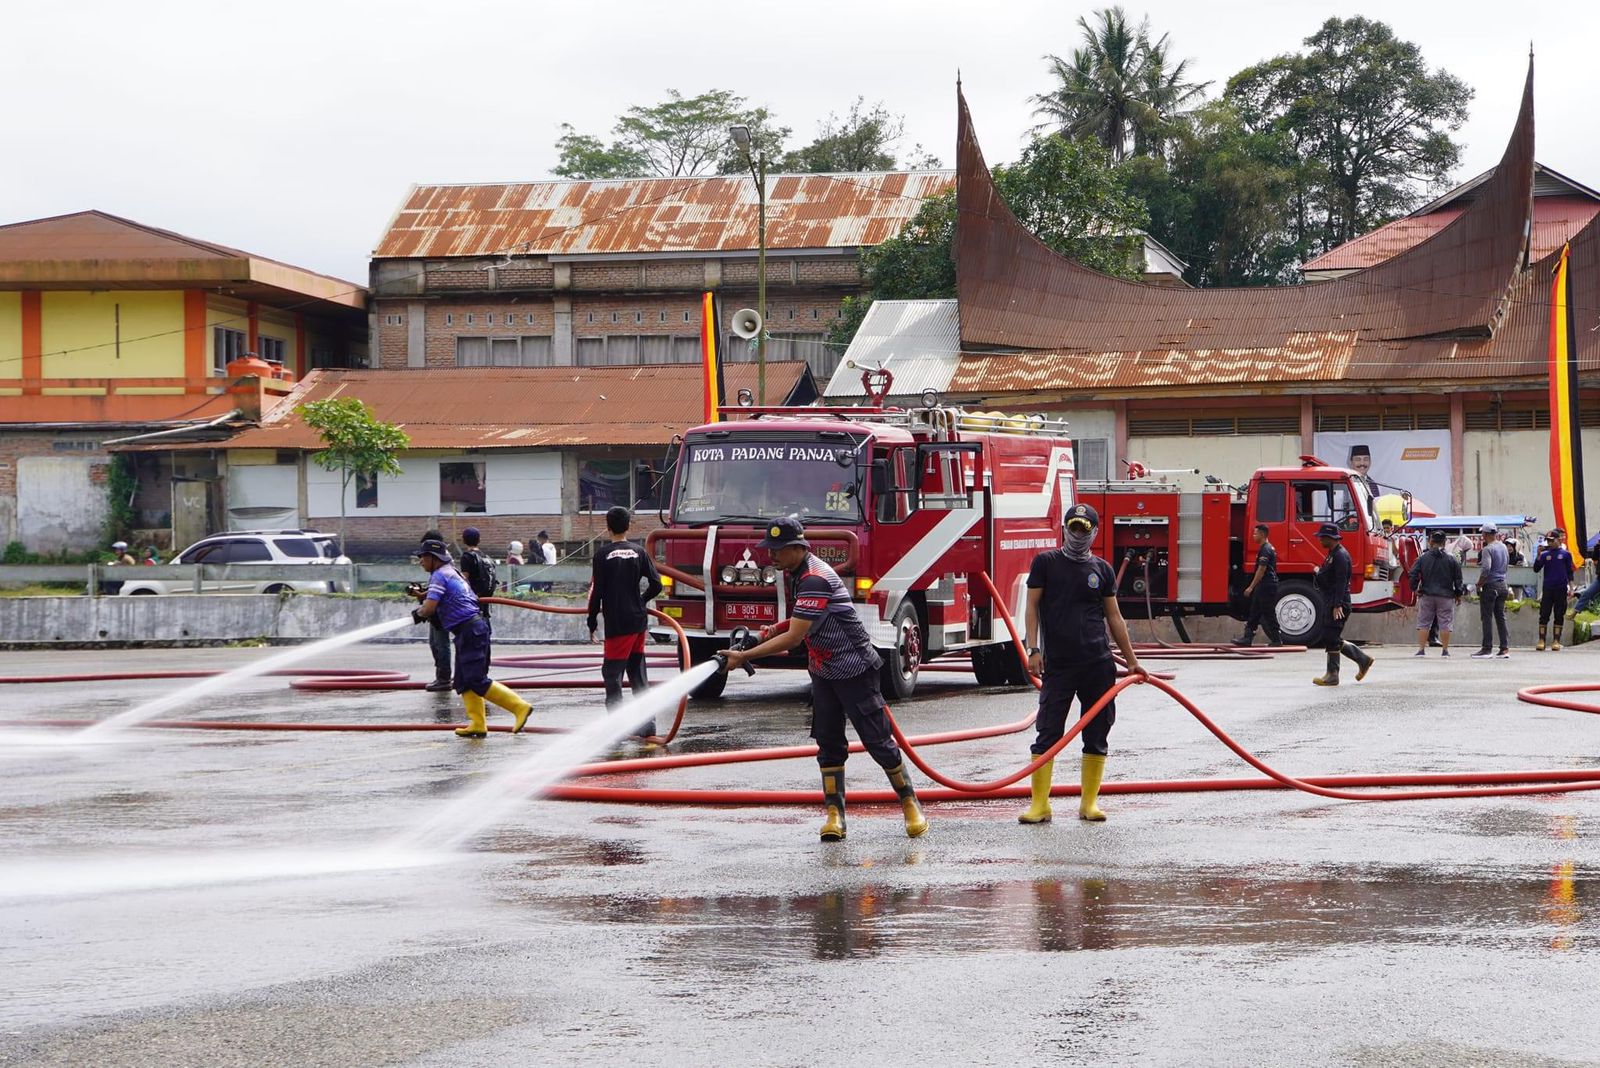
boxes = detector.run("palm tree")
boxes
[1031,7,1208,161]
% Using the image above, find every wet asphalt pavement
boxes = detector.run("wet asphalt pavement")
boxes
[0,639,1597,1067]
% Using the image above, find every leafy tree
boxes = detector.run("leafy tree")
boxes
[780,98,942,173]
[553,124,648,180]
[830,136,1147,348]
[299,398,409,556]
[1032,6,1207,162]
[1121,102,1301,285]
[1225,16,1472,252]
[554,90,789,179]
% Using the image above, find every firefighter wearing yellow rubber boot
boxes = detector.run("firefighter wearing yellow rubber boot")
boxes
[721,517,927,842]
[409,537,532,738]
[1019,504,1148,825]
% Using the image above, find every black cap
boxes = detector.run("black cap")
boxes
[1428,529,1447,542]
[1348,445,1371,458]
[415,537,453,563]
[758,516,809,550]
[1064,503,1100,529]
[1316,522,1343,540]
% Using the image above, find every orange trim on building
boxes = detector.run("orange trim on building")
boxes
[20,291,42,394]
[183,290,207,380]
[246,301,259,354]
[295,313,307,377]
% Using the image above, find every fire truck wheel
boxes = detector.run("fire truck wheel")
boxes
[880,602,923,700]
[1273,581,1327,647]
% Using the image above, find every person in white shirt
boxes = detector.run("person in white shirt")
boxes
[537,531,558,566]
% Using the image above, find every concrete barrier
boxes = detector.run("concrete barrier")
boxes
[0,595,590,646]
[1158,601,1578,649]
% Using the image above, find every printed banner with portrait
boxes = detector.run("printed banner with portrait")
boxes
[1312,430,1452,514]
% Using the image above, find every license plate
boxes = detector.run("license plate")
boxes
[659,605,683,618]
[724,602,776,622]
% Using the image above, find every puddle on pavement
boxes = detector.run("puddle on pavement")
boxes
[534,870,1593,961]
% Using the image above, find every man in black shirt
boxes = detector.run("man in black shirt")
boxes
[1233,523,1282,647]
[1409,529,1465,657]
[1019,503,1148,825]
[587,506,665,741]
[1312,522,1374,686]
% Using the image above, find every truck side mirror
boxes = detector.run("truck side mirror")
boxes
[870,458,890,496]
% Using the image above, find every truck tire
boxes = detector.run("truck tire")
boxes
[1274,581,1327,647]
[971,641,1027,687]
[687,638,729,700]
[879,601,922,700]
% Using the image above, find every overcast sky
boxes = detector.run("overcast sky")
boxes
[5,0,1594,285]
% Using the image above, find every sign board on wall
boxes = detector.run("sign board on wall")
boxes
[1312,430,1451,513]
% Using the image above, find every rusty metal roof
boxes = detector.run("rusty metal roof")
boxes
[218,363,813,451]
[373,172,953,260]
[949,205,1600,398]
[954,62,1536,357]
[1304,195,1599,273]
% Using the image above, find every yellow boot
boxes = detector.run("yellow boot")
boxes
[1018,760,1054,824]
[455,692,488,738]
[819,765,847,842]
[484,681,533,734]
[1080,754,1107,822]
[885,762,928,839]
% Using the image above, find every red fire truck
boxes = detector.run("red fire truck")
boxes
[1074,458,1400,646]
[647,401,1076,699]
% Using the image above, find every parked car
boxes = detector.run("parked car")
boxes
[116,530,351,595]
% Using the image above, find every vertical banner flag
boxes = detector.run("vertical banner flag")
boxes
[700,291,726,423]
[1548,243,1588,564]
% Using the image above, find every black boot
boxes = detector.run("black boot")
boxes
[1312,650,1340,686]
[1342,642,1374,681]
[1230,631,1255,647]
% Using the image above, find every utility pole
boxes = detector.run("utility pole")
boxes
[730,124,768,404]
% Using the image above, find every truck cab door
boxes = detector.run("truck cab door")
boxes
[1283,478,1359,573]
[874,443,986,599]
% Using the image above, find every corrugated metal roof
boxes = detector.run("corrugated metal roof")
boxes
[823,299,961,398]
[949,206,1600,397]
[219,363,812,451]
[1304,196,1600,272]
[373,171,953,259]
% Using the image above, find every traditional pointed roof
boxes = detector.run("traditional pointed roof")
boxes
[953,61,1537,365]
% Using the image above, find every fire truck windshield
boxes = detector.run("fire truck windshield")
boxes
[673,440,861,525]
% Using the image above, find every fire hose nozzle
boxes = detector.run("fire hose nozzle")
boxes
[715,627,759,676]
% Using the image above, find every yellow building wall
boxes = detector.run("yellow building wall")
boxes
[257,309,299,369]
[39,291,185,379]
[0,293,21,382]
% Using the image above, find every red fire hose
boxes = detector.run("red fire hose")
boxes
[5,581,1598,811]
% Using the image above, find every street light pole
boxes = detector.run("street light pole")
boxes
[729,123,767,405]
[754,148,767,406]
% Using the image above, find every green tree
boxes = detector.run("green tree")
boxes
[554,90,790,179]
[552,124,648,179]
[1032,6,1207,162]
[830,136,1147,348]
[1121,101,1301,285]
[1225,16,1472,252]
[299,398,410,556]
[780,98,942,173]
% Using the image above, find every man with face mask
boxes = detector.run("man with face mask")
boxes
[1312,522,1375,685]
[1018,503,1149,826]
[1533,529,1575,651]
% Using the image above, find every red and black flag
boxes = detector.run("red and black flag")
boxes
[1548,243,1588,564]
[700,291,727,424]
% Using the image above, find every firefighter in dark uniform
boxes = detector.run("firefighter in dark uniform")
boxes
[1311,522,1375,686]
[1232,522,1282,646]
[721,517,927,842]
[1019,503,1149,825]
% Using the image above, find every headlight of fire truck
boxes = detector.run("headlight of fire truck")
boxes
[761,566,778,585]
[720,565,737,584]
